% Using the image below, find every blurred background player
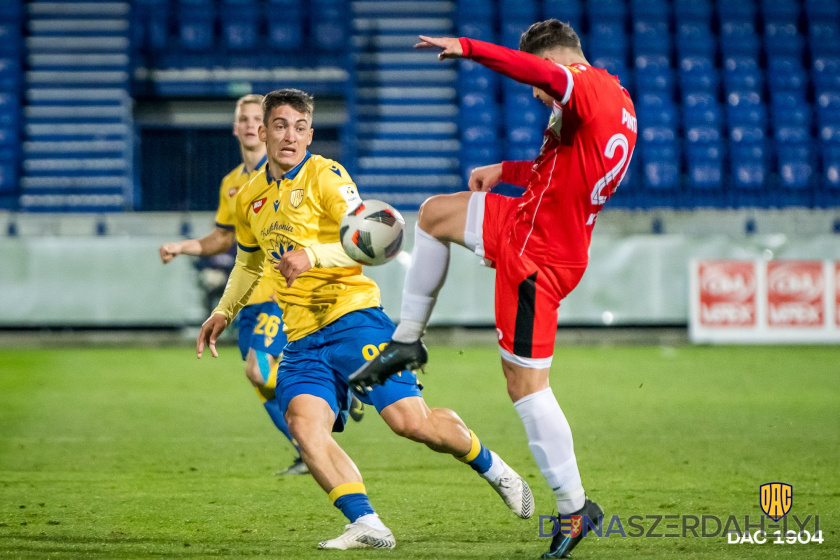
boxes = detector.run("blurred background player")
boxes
[159,94,312,475]
[197,88,534,550]
[351,20,637,558]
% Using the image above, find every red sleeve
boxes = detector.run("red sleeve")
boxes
[460,37,574,104]
[501,161,533,187]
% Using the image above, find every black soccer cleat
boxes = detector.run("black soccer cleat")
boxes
[542,498,604,559]
[349,339,428,392]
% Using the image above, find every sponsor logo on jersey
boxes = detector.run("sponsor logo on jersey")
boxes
[760,483,792,521]
[290,188,304,208]
[330,164,342,177]
[252,197,267,214]
[228,187,238,198]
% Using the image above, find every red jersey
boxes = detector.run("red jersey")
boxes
[461,38,637,267]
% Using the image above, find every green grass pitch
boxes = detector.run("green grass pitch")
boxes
[1,344,838,559]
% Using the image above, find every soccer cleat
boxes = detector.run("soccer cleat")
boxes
[349,340,427,392]
[542,498,603,559]
[488,458,535,519]
[274,457,309,476]
[349,395,365,422]
[317,521,396,550]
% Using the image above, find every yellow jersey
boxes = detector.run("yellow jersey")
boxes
[233,151,380,342]
[214,155,274,306]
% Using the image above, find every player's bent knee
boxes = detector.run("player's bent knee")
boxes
[418,192,470,242]
[385,412,430,443]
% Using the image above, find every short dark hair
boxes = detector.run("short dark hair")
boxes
[519,19,582,55]
[262,88,315,125]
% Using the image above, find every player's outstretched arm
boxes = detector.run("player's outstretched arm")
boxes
[415,35,464,59]
[159,228,235,264]
[197,313,227,358]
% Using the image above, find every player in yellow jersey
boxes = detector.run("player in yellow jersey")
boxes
[159,94,309,475]
[196,89,534,550]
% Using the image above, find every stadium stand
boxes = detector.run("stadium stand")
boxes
[0,0,838,211]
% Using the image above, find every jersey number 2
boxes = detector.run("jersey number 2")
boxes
[590,133,632,205]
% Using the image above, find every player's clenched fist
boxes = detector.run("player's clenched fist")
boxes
[196,313,228,359]
[276,249,312,288]
[159,243,180,264]
[415,35,464,59]
[468,163,503,192]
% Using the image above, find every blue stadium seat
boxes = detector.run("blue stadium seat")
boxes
[462,143,502,163]
[507,125,543,145]
[730,125,766,144]
[760,0,799,23]
[638,97,677,126]
[676,23,716,58]
[683,94,723,127]
[635,65,674,96]
[462,125,498,144]
[805,0,840,23]
[778,143,815,190]
[587,0,627,23]
[593,56,633,92]
[764,23,805,58]
[543,0,583,30]
[821,144,840,190]
[774,126,810,144]
[0,161,16,194]
[813,57,840,92]
[220,5,259,52]
[728,91,767,128]
[0,24,21,55]
[459,60,500,94]
[817,92,840,125]
[686,125,722,143]
[723,57,763,92]
[633,21,670,57]
[589,23,627,60]
[0,58,20,91]
[267,7,302,50]
[720,22,760,57]
[311,0,347,52]
[178,7,215,52]
[458,22,496,43]
[458,0,494,20]
[686,143,724,190]
[717,0,757,22]
[771,92,812,127]
[636,54,671,78]
[642,143,680,190]
[679,56,719,95]
[809,23,840,59]
[730,143,768,190]
[630,0,669,21]
[505,144,541,162]
[502,22,530,50]
[766,56,808,95]
[500,0,538,23]
[674,0,712,23]
[0,94,18,127]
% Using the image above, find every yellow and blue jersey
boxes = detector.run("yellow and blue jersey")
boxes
[214,155,274,305]
[233,151,380,342]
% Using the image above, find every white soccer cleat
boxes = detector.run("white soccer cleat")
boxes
[488,459,535,519]
[317,521,396,550]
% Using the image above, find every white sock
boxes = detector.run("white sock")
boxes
[514,387,586,515]
[356,513,387,531]
[478,450,507,483]
[393,224,450,342]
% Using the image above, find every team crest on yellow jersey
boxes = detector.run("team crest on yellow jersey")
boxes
[760,483,792,521]
[290,188,304,208]
[266,233,296,262]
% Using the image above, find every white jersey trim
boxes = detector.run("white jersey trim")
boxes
[500,347,554,369]
[557,64,574,105]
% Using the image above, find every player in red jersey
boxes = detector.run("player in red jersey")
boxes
[351,20,636,558]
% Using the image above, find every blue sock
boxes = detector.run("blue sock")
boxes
[263,399,298,453]
[468,443,494,474]
[334,493,375,523]
[458,430,494,474]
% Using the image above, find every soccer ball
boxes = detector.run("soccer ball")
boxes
[340,200,405,266]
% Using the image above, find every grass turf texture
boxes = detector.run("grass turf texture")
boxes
[0,345,838,559]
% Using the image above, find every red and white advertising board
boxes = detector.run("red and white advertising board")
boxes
[690,260,840,343]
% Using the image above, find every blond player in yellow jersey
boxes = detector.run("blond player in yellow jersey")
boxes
[159,94,309,475]
[196,89,534,550]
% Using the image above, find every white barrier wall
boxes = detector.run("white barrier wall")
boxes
[1,211,839,327]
